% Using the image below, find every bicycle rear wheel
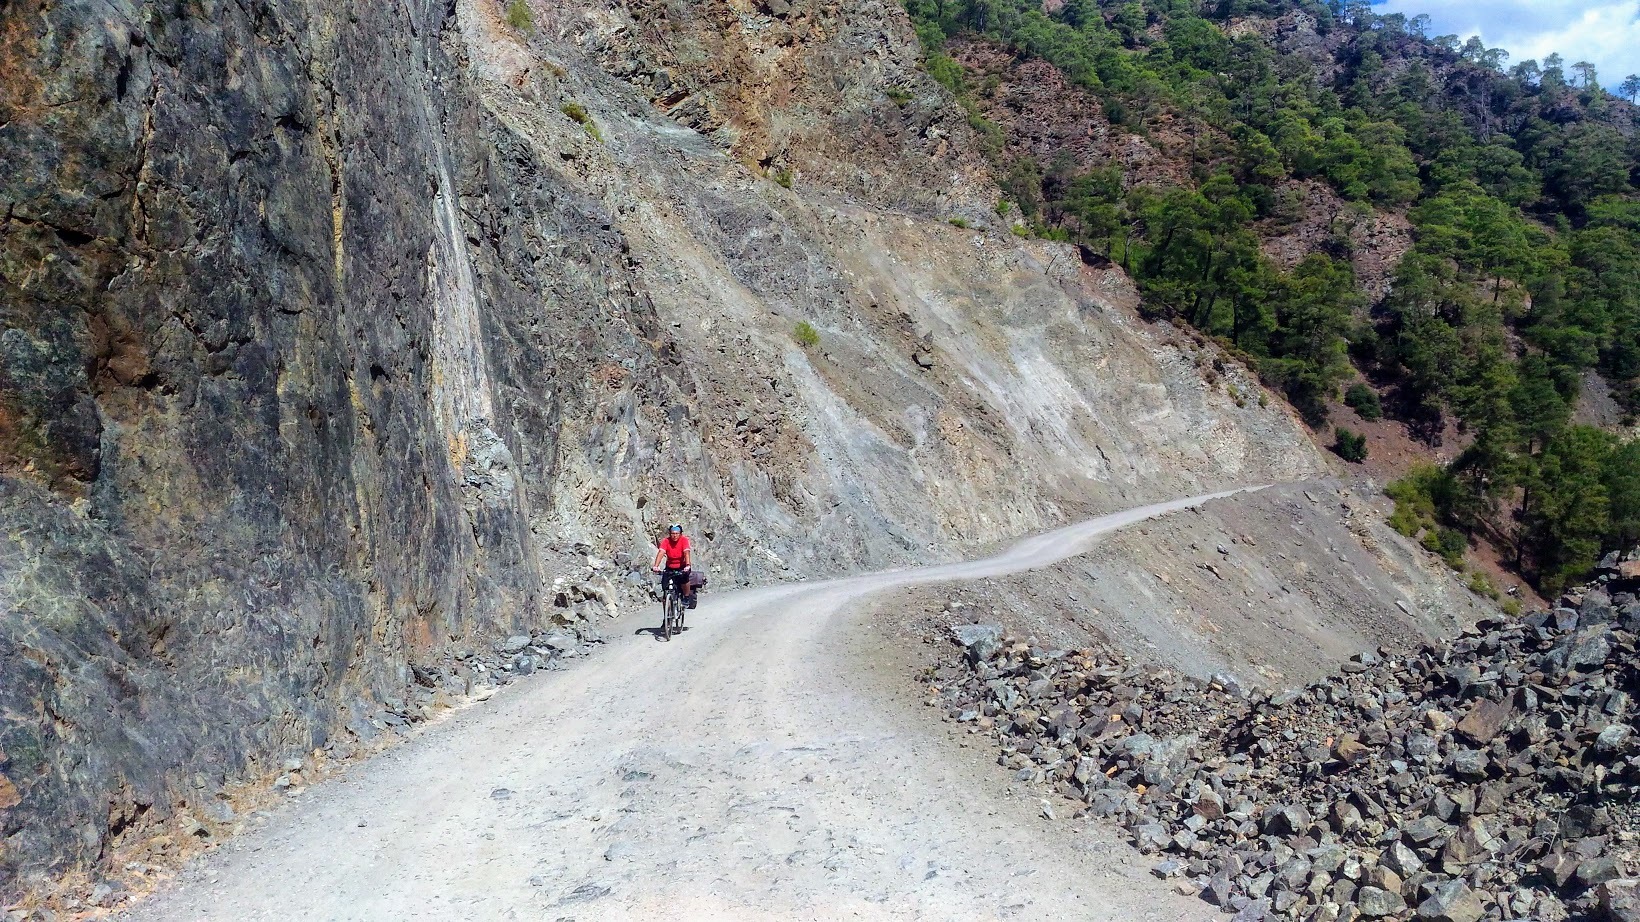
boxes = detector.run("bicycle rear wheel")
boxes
[662,591,674,640]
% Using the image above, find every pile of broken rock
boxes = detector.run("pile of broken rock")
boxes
[937,585,1640,921]
[398,625,602,720]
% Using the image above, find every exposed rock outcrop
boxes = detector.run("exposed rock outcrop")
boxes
[1,0,641,895]
[563,0,995,217]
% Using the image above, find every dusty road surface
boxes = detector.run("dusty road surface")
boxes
[123,491,1257,921]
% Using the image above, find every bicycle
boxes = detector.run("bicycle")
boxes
[657,568,687,640]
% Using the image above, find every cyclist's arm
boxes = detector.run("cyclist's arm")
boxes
[651,546,664,572]
[684,546,694,569]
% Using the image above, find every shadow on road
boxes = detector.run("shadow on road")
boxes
[633,625,691,641]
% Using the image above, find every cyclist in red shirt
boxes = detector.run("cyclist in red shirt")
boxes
[650,524,697,609]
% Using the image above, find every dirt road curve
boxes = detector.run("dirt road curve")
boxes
[123,489,1258,921]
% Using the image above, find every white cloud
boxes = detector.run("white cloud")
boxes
[1373,0,1640,87]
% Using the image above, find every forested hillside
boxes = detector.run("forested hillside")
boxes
[904,0,1640,591]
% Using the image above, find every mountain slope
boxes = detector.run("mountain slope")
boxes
[899,0,1640,590]
[0,0,1480,904]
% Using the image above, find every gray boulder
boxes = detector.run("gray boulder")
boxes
[951,624,1003,664]
[1416,880,1483,922]
[1600,879,1640,922]
[1356,885,1406,917]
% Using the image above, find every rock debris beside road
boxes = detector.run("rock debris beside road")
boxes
[934,583,1640,921]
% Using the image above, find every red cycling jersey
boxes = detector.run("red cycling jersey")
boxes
[659,534,691,569]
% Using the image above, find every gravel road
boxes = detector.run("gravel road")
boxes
[122,490,1257,921]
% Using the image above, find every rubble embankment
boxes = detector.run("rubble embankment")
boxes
[934,582,1640,921]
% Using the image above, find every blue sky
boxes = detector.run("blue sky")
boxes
[1373,0,1640,89]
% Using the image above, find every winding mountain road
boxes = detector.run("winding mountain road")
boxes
[123,489,1258,921]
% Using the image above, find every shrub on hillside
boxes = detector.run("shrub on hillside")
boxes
[1332,427,1367,463]
[1467,569,1500,599]
[1422,526,1468,570]
[793,321,820,348]
[560,102,602,141]
[1344,382,1383,420]
[506,0,533,32]
[1386,463,1455,537]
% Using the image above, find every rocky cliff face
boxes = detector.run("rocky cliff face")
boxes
[0,0,1363,899]
[2,0,622,894]
[565,0,996,215]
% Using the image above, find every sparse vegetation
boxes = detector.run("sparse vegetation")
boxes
[505,0,533,33]
[560,102,603,142]
[886,87,913,107]
[774,168,794,189]
[948,217,970,229]
[793,321,820,348]
[1010,224,1029,237]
